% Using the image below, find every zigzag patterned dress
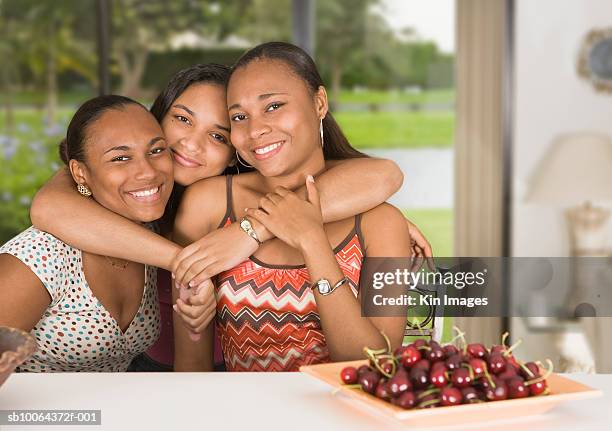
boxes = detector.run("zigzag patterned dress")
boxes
[215,176,365,371]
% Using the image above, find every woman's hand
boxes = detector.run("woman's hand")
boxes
[404,218,435,271]
[246,175,324,251]
[171,222,260,288]
[173,279,216,338]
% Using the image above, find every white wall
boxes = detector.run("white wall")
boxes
[513,0,612,257]
[512,0,612,369]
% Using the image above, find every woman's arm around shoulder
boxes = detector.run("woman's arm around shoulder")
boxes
[30,169,180,270]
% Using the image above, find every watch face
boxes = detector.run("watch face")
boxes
[318,280,331,295]
[240,219,250,230]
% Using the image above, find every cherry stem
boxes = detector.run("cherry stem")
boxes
[483,367,496,389]
[518,361,535,379]
[363,347,396,378]
[380,330,392,354]
[503,338,523,357]
[525,359,553,386]
[452,326,467,350]
[418,398,441,408]
[501,331,510,348]
[411,317,428,338]
[461,363,475,381]
[417,387,441,399]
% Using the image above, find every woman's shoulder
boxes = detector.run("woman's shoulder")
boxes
[1,226,72,259]
[359,203,411,255]
[0,227,75,303]
[362,203,406,226]
[175,175,233,230]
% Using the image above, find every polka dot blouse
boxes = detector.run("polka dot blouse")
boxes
[0,227,161,372]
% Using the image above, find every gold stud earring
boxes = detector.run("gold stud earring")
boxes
[77,183,92,197]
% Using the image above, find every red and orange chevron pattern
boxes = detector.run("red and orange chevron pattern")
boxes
[216,231,364,372]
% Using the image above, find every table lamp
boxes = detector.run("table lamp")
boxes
[525,132,612,256]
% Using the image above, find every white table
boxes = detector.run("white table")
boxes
[0,372,610,431]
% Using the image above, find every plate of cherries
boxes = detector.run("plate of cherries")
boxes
[300,328,602,427]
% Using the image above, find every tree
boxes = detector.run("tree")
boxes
[111,0,254,98]
[0,0,96,125]
[316,0,379,107]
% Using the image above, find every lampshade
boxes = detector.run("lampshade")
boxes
[525,132,612,205]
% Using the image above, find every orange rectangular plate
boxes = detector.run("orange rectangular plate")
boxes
[300,360,603,427]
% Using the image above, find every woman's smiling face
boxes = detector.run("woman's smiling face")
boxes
[72,104,174,223]
[227,58,326,178]
[161,83,234,186]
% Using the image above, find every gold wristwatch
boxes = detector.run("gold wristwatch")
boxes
[239,216,262,245]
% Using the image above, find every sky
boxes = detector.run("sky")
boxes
[372,0,455,53]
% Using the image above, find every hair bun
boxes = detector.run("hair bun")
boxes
[59,138,69,165]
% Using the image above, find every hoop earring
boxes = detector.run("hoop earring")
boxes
[77,183,92,197]
[319,118,324,148]
[235,151,253,169]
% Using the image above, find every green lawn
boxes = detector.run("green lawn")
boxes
[335,111,454,149]
[402,208,453,258]
[338,88,454,105]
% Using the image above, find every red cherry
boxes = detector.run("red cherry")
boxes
[442,344,459,358]
[488,353,507,375]
[451,368,473,388]
[375,380,392,401]
[485,377,508,401]
[400,345,421,368]
[441,387,463,406]
[506,355,520,371]
[490,344,506,355]
[469,358,487,378]
[467,343,488,359]
[413,339,427,348]
[413,359,431,372]
[528,379,548,396]
[461,386,483,403]
[394,345,408,357]
[394,391,417,409]
[497,366,518,381]
[340,366,358,384]
[388,369,412,396]
[520,362,540,379]
[380,360,394,375]
[507,377,529,399]
[410,367,430,389]
[357,365,371,377]
[428,346,446,362]
[358,370,380,394]
[430,365,449,388]
[445,353,463,371]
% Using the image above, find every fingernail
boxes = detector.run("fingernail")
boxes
[171,273,175,279]
[307,175,314,183]
[188,280,195,288]
[173,304,178,312]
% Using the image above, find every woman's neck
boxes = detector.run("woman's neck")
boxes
[259,151,326,192]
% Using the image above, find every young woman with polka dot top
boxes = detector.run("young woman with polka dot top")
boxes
[0,95,175,372]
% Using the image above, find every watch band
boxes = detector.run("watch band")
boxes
[239,216,262,245]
